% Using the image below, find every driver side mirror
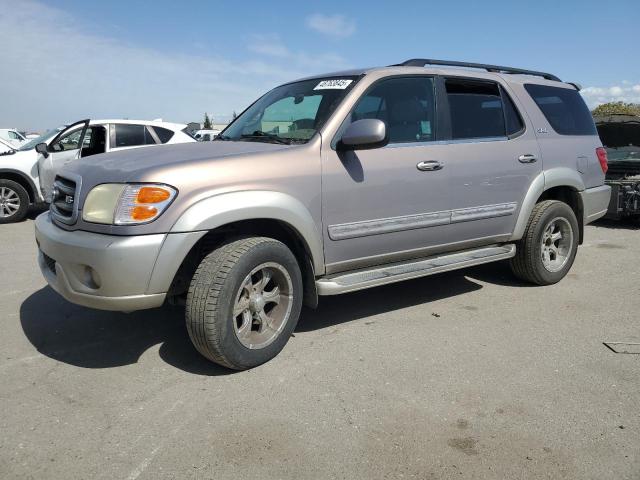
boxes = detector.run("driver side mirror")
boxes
[338,119,388,151]
[35,143,49,158]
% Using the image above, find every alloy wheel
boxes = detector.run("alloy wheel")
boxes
[0,187,20,218]
[232,262,294,349]
[541,217,574,273]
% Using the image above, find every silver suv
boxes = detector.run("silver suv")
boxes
[35,59,611,370]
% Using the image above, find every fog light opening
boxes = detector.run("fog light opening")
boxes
[83,266,101,289]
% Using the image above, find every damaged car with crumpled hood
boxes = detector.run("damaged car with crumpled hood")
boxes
[595,114,640,219]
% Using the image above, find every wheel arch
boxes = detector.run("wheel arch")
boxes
[0,169,38,203]
[511,169,586,244]
[166,218,319,308]
[153,191,324,308]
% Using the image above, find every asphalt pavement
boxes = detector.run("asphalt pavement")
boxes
[1,212,638,479]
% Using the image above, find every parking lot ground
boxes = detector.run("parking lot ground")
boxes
[1,214,639,479]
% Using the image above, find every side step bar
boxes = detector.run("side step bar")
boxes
[316,244,516,295]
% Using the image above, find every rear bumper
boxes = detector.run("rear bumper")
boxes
[35,212,167,311]
[580,185,611,224]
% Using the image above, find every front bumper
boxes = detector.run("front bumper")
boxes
[35,212,167,311]
[580,185,611,224]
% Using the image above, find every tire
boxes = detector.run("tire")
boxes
[0,179,29,224]
[510,200,579,285]
[186,236,303,370]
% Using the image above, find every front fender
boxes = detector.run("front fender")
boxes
[170,190,324,274]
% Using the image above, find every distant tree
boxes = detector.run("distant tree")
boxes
[203,112,212,129]
[592,102,640,116]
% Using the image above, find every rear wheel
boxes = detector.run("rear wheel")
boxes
[0,179,29,224]
[510,200,579,285]
[185,236,302,370]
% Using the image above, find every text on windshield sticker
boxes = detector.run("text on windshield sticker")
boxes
[314,79,353,90]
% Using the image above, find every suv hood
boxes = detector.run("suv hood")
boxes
[0,147,37,165]
[61,140,293,184]
[595,115,640,159]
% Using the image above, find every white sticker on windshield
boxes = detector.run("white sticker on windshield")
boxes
[313,79,353,90]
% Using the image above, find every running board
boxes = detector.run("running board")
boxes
[316,244,516,295]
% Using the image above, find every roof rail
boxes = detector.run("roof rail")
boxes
[393,58,562,82]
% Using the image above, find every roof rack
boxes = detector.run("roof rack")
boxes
[393,58,561,82]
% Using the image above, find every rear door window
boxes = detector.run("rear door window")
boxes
[524,84,596,135]
[444,78,526,140]
[114,124,157,147]
[445,79,506,140]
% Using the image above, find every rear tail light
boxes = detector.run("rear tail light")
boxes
[596,147,608,174]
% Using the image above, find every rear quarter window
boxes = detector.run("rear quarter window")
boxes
[524,84,596,136]
[152,126,175,143]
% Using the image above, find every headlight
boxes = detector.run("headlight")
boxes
[83,183,177,225]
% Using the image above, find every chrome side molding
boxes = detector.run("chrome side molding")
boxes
[328,203,518,241]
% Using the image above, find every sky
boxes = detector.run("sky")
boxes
[2,0,639,131]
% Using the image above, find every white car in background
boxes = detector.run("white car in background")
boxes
[0,119,194,223]
[193,129,221,141]
[0,129,27,147]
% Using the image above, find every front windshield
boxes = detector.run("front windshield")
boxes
[220,76,359,144]
[19,128,64,151]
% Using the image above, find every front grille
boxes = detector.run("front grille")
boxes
[50,175,79,225]
[42,251,56,275]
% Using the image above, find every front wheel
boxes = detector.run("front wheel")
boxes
[510,200,579,285]
[0,179,29,224]
[185,236,303,370]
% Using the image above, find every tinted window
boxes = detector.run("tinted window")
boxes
[351,77,436,144]
[524,84,596,136]
[152,126,175,143]
[446,79,506,139]
[502,87,525,136]
[352,95,386,121]
[114,124,156,147]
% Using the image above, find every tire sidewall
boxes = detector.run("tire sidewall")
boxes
[213,240,303,369]
[0,179,29,224]
[531,202,579,284]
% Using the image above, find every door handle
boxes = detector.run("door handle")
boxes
[417,160,443,171]
[518,154,538,164]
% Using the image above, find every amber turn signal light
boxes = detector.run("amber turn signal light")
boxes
[136,186,171,204]
[130,205,158,221]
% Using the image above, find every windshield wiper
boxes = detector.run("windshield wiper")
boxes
[240,131,292,145]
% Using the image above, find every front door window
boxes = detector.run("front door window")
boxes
[50,128,90,152]
[350,76,436,144]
